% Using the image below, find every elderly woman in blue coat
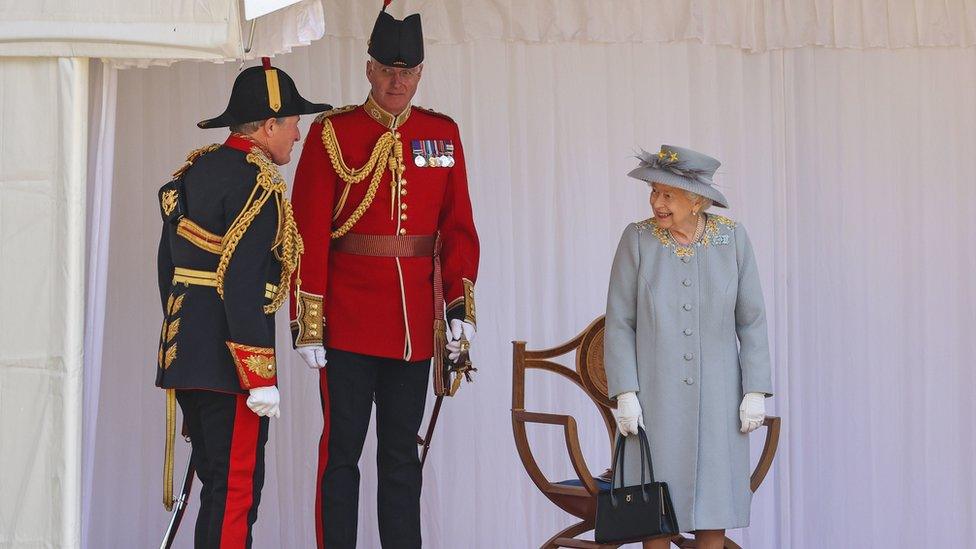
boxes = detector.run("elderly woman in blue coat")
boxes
[604,145,773,549]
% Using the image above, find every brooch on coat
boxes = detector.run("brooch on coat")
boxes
[642,215,736,257]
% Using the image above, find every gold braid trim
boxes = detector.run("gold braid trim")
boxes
[320,118,405,239]
[266,196,303,313]
[163,388,176,511]
[214,149,303,314]
[176,219,223,255]
[172,144,221,179]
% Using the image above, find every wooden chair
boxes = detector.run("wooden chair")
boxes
[512,316,782,549]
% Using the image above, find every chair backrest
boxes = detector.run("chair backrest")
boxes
[576,316,613,409]
[512,315,616,449]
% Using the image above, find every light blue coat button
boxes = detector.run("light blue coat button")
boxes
[683,279,692,286]
[684,377,695,385]
[684,353,694,361]
[683,303,693,311]
[684,328,693,336]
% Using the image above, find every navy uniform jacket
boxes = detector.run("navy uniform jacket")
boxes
[156,135,301,393]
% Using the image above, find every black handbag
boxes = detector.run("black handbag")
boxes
[594,426,679,544]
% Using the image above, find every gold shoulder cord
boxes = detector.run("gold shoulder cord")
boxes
[320,118,405,239]
[214,149,304,314]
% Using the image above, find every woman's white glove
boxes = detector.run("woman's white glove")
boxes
[445,319,476,362]
[296,345,327,369]
[613,392,644,436]
[246,386,280,418]
[739,392,766,433]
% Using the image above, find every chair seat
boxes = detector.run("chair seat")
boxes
[555,477,612,491]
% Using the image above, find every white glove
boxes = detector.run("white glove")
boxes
[739,392,766,433]
[296,345,327,369]
[246,386,281,418]
[613,392,644,436]
[445,319,476,362]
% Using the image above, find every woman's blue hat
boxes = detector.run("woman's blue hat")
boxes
[627,145,729,208]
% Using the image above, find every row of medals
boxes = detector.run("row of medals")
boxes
[414,153,455,168]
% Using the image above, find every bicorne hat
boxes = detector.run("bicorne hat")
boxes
[198,58,331,129]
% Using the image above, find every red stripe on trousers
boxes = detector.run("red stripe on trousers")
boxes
[315,368,331,549]
[220,395,260,549]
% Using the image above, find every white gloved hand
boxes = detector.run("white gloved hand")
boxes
[296,345,327,369]
[247,386,281,418]
[613,392,644,436]
[445,319,476,362]
[739,392,766,433]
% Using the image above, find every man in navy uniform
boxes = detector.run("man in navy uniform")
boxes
[156,59,329,547]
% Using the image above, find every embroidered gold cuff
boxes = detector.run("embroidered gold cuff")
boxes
[462,278,476,326]
[446,279,477,328]
[294,291,324,346]
[226,342,277,389]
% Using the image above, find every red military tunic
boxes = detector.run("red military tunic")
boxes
[290,95,479,360]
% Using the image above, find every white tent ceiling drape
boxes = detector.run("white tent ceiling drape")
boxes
[88,27,976,549]
[322,0,976,50]
[0,0,325,67]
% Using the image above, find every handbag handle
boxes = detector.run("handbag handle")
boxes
[609,426,656,504]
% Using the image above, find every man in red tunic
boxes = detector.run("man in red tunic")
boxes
[288,3,479,547]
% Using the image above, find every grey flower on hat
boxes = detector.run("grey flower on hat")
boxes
[628,145,729,208]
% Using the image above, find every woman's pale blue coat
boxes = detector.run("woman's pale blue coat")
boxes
[604,214,773,532]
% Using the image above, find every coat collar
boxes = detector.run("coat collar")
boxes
[224,133,272,159]
[363,93,412,130]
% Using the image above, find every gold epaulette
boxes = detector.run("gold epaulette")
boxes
[313,104,359,125]
[414,105,455,122]
[172,143,221,179]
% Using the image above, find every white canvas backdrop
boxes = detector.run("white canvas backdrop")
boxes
[85,33,976,548]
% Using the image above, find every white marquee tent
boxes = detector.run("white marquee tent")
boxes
[1,1,974,547]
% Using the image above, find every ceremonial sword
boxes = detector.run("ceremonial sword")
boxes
[160,444,195,549]
[418,334,476,467]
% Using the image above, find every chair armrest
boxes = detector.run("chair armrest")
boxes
[750,415,782,492]
[513,410,601,496]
